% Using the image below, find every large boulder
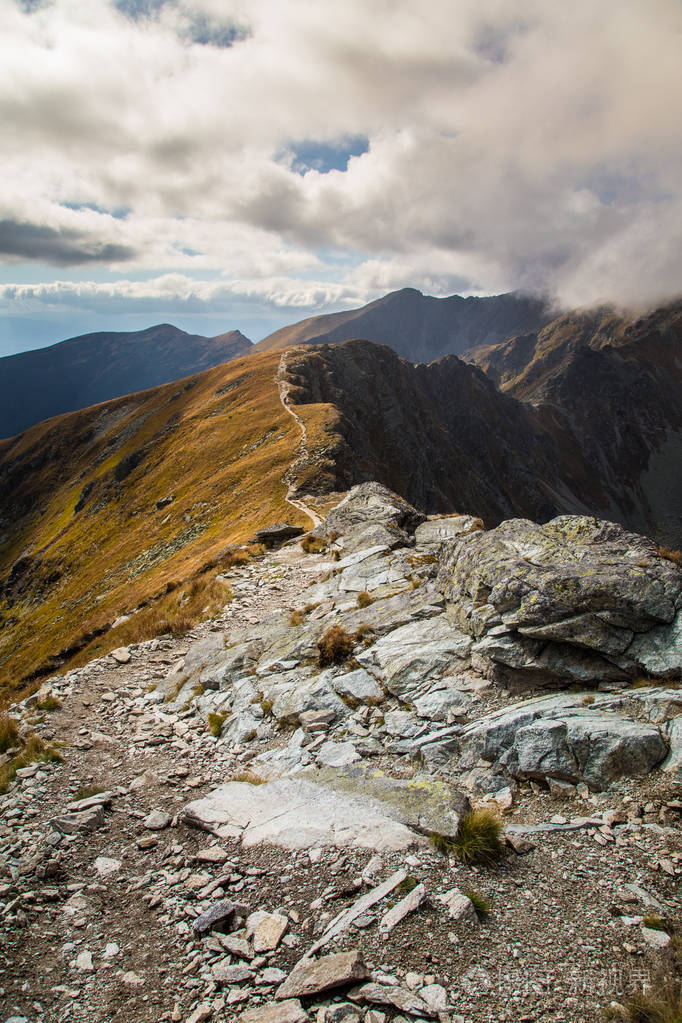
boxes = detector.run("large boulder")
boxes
[314,483,425,553]
[439,515,682,688]
[454,691,670,790]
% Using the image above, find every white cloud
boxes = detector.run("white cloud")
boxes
[1,0,680,313]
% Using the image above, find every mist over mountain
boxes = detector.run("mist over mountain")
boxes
[0,323,252,438]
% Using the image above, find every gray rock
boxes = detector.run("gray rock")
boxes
[144,809,171,830]
[330,668,384,705]
[246,910,289,952]
[213,962,254,985]
[440,515,682,686]
[314,483,425,553]
[239,1000,308,1023]
[357,614,471,700]
[415,515,483,547]
[348,982,435,1017]
[192,900,247,936]
[456,693,669,790]
[276,950,369,999]
[316,740,361,768]
[252,523,305,546]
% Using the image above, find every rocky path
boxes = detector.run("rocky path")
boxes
[1,491,681,1023]
[275,351,322,529]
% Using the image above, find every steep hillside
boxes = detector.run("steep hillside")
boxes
[0,349,307,693]
[0,323,252,438]
[256,288,552,363]
[466,302,682,544]
[280,341,595,526]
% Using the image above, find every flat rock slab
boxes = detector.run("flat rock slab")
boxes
[239,1001,308,1023]
[276,950,369,1000]
[185,777,425,851]
[348,982,436,1018]
[311,764,470,840]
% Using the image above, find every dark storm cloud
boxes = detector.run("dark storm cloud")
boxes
[0,221,136,266]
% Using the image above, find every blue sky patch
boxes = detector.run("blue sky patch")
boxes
[288,136,369,175]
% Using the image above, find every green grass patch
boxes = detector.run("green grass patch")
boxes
[36,695,62,711]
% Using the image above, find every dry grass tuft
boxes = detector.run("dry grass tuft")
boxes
[72,783,105,801]
[301,535,326,554]
[36,694,61,711]
[431,809,504,865]
[659,546,682,566]
[289,609,305,626]
[0,734,63,794]
[317,625,356,667]
[0,713,20,753]
[207,712,227,737]
[357,591,373,608]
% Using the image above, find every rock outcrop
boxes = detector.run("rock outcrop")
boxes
[439,515,682,689]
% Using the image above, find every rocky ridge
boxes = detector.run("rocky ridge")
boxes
[1,484,680,1023]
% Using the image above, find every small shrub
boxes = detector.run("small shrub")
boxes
[431,809,504,865]
[243,729,257,743]
[317,625,356,667]
[331,551,340,562]
[582,694,596,705]
[612,974,682,1023]
[249,543,267,557]
[0,713,20,754]
[36,695,61,712]
[301,535,326,554]
[289,609,305,626]
[357,591,373,608]
[207,712,227,737]
[659,546,682,566]
[259,699,274,715]
[355,623,374,640]
[462,888,492,918]
[72,784,105,801]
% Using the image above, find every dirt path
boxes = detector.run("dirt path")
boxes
[275,351,322,529]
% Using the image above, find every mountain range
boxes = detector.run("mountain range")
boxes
[0,323,252,438]
[1,292,681,693]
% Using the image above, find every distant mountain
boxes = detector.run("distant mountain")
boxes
[255,287,553,362]
[0,323,252,438]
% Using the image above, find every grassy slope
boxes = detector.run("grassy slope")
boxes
[0,349,309,696]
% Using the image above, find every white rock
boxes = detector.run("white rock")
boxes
[185,778,423,852]
[246,910,289,952]
[111,647,131,664]
[94,856,121,876]
[144,809,171,830]
[436,888,479,924]
[75,951,93,972]
[641,926,671,948]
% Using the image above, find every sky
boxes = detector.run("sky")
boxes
[1,0,681,355]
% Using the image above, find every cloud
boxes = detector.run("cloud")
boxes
[0,219,136,265]
[1,0,680,310]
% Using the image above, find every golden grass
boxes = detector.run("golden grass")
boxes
[207,712,227,737]
[301,535,326,554]
[0,350,310,699]
[357,590,373,607]
[659,546,682,566]
[0,713,20,753]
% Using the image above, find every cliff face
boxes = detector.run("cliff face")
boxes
[284,330,682,547]
[283,340,598,526]
[466,301,682,545]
